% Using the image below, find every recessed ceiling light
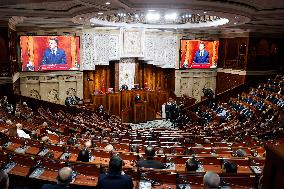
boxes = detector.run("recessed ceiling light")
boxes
[165,13,178,20]
[204,11,207,14]
[98,12,103,15]
[146,12,160,21]
[105,2,110,5]
[148,9,156,12]
[234,22,237,24]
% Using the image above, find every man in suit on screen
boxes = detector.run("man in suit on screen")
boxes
[193,42,209,64]
[41,38,66,65]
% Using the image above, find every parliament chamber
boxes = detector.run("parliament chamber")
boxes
[0,1,284,189]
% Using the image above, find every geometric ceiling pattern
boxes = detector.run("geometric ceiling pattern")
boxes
[0,0,283,35]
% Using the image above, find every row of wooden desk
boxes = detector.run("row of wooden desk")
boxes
[0,136,264,188]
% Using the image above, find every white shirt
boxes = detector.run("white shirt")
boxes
[17,129,30,139]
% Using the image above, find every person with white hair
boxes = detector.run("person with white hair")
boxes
[16,123,30,139]
[105,144,114,152]
[5,120,13,125]
[41,167,73,189]
[42,122,48,127]
[77,140,92,162]
[203,171,220,189]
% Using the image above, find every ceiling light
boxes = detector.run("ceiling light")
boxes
[204,11,207,14]
[148,10,156,12]
[98,12,103,15]
[234,22,237,24]
[105,2,110,5]
[135,14,139,18]
[165,13,178,20]
[146,12,160,21]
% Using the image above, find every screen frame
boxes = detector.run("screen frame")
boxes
[179,38,219,69]
[18,35,81,72]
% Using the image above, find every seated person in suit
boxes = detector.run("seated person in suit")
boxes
[16,123,30,139]
[121,84,128,90]
[77,141,92,162]
[234,149,247,157]
[0,170,9,189]
[137,145,165,169]
[222,160,238,173]
[193,42,209,64]
[186,157,199,172]
[203,171,220,189]
[97,156,133,189]
[41,38,66,65]
[41,167,73,189]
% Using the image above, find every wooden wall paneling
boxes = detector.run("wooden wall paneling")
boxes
[215,72,245,94]
[8,28,18,75]
[121,90,132,110]
[247,37,284,71]
[0,27,9,77]
[107,92,121,116]
[114,63,119,92]
[92,94,107,109]
[219,37,249,70]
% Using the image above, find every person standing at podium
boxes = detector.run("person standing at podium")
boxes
[41,38,66,65]
[193,42,209,64]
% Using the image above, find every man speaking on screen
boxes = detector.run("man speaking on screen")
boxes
[193,42,209,64]
[41,38,66,65]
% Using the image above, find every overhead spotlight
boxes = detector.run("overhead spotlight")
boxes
[197,13,200,16]
[135,14,139,18]
[79,17,83,20]
[148,9,156,12]
[165,13,178,20]
[105,2,110,5]
[146,12,160,21]
[204,11,207,14]
[188,14,192,17]
[98,12,103,15]
[234,22,237,24]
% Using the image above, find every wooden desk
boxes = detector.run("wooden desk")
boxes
[92,94,107,109]
[134,102,147,123]
[73,174,98,186]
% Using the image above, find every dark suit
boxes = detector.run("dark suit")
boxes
[193,50,209,64]
[41,184,69,189]
[137,159,165,169]
[42,48,66,65]
[97,173,133,189]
